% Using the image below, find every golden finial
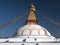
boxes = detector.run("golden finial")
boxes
[29,4,35,11]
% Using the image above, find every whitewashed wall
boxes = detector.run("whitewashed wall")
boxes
[0,43,60,45]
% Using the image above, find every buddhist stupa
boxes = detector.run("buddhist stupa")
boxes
[17,4,51,36]
[16,4,56,42]
[0,4,60,45]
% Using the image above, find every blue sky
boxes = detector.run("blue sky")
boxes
[0,0,60,38]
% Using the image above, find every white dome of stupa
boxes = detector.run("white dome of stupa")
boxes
[17,23,51,36]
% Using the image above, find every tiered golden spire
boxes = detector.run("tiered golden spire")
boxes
[29,4,35,12]
[26,4,38,24]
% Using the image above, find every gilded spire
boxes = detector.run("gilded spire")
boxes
[26,4,38,24]
[29,4,35,12]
